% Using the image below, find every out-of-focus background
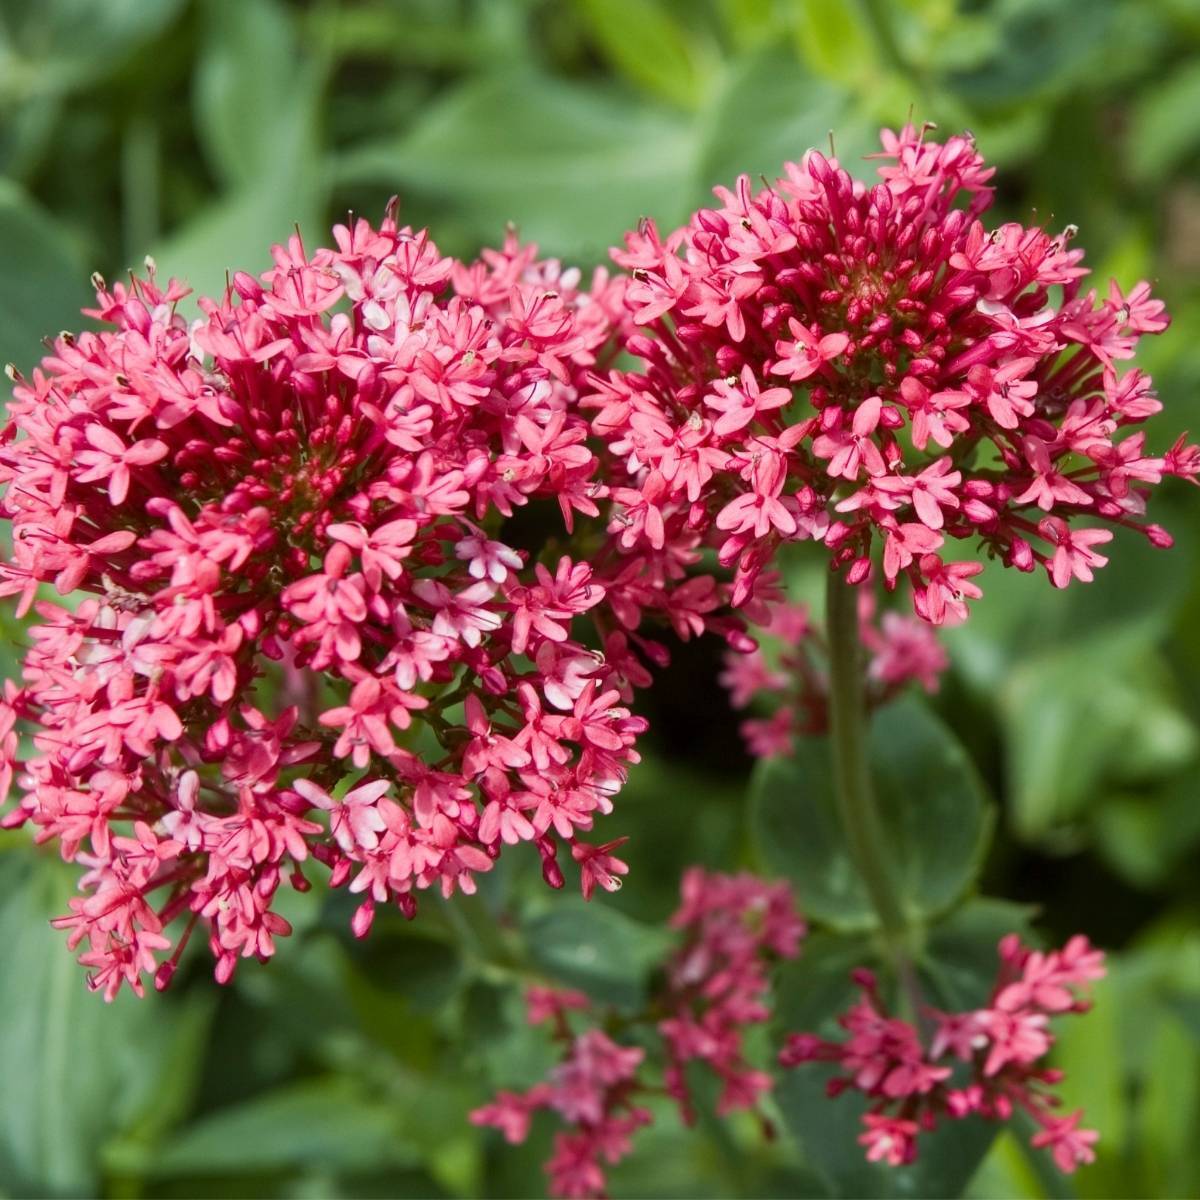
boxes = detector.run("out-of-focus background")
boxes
[2,1,1199,1197]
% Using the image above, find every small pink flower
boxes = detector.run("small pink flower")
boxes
[771,319,849,382]
[1031,1111,1100,1173]
[1039,518,1113,587]
[780,932,1106,1176]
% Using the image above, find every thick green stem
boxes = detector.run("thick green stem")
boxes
[825,571,924,1014]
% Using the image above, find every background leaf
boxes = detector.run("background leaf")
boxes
[335,71,697,261]
[0,181,88,372]
[750,698,992,929]
[523,898,672,1009]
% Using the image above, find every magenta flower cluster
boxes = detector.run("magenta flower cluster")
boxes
[779,934,1106,1173]
[0,123,1177,1190]
[0,215,738,999]
[471,868,805,1198]
[586,123,1196,624]
[720,591,947,757]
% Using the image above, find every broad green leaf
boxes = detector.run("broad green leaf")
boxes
[153,0,325,300]
[714,0,781,49]
[697,42,879,194]
[461,979,561,1091]
[920,897,1036,1011]
[0,854,202,1196]
[750,697,993,929]
[0,181,89,373]
[1137,1006,1200,1197]
[1053,975,1127,1154]
[335,72,697,263]
[941,0,1123,110]
[147,1078,420,1176]
[524,898,672,1009]
[775,1066,997,1199]
[788,0,877,86]
[751,734,869,928]
[772,930,877,1036]
[574,0,713,110]
[966,1131,1058,1200]
[1127,59,1200,183]
[0,0,185,102]
[1091,779,1200,889]
[151,168,326,304]
[1000,634,1196,841]
[193,0,308,189]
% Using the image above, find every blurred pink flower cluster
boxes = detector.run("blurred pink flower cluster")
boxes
[586,123,1196,625]
[779,934,1106,1173]
[719,592,947,757]
[0,212,747,999]
[471,867,805,1198]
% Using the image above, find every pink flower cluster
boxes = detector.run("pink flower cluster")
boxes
[587,123,1197,624]
[471,867,805,1198]
[779,934,1106,1174]
[720,591,947,757]
[0,214,736,1000]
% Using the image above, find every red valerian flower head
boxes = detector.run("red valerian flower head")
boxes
[0,215,727,1000]
[587,124,1197,625]
[779,933,1106,1174]
[471,868,805,1199]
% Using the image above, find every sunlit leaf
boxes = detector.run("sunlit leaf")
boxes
[0,180,89,372]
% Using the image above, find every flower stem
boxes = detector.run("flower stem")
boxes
[825,570,924,1014]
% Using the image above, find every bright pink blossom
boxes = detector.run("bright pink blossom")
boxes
[0,219,733,998]
[587,124,1196,627]
[472,868,804,1198]
[779,934,1105,1175]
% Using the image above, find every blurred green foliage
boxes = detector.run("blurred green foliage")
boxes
[2,0,1200,1196]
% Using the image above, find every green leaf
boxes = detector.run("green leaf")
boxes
[750,697,993,929]
[788,0,877,85]
[0,181,89,373]
[524,898,672,1009]
[335,72,697,263]
[151,182,319,304]
[772,930,877,1036]
[941,0,1123,110]
[573,0,712,110]
[0,854,204,1196]
[1000,634,1196,841]
[0,0,185,102]
[1127,59,1200,183]
[776,1066,997,1199]
[1136,1004,1200,1197]
[1053,976,1127,1158]
[714,0,781,49]
[920,898,1037,1011]
[147,1078,419,1176]
[966,1130,1060,1200]
[193,0,306,189]
[151,0,325,299]
[697,42,878,194]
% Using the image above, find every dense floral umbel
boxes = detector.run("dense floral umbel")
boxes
[0,215,735,1000]
[586,124,1198,624]
[719,591,946,756]
[779,935,1105,1173]
[471,868,805,1198]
